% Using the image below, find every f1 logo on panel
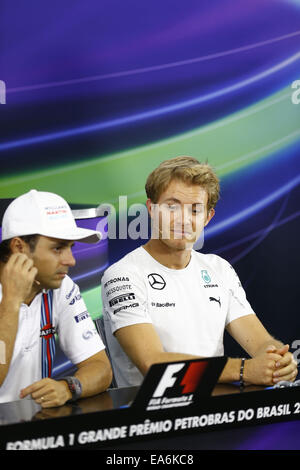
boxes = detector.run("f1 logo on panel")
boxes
[153,363,185,397]
[147,361,208,411]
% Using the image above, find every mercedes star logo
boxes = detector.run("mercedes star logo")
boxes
[148,273,166,290]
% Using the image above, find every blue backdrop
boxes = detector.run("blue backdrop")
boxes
[0,0,300,374]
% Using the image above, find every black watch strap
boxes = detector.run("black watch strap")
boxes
[59,376,82,402]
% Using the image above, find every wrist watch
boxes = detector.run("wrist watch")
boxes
[59,376,82,402]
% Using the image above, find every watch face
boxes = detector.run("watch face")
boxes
[61,377,82,401]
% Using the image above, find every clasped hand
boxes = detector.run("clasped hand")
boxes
[268,344,298,384]
[247,344,298,386]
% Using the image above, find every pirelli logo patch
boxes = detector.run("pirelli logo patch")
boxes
[109,292,136,307]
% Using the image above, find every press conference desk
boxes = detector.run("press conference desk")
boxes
[1,383,300,450]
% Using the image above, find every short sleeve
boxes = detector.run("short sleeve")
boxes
[222,261,256,326]
[101,265,152,334]
[55,278,105,365]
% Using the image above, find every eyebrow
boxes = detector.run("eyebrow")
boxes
[163,198,205,206]
[163,198,181,204]
[49,240,75,248]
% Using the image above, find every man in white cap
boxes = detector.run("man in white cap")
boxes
[0,189,112,407]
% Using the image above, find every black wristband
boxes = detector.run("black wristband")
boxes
[240,358,246,389]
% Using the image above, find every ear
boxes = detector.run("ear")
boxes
[146,199,153,218]
[9,237,29,254]
[204,208,215,227]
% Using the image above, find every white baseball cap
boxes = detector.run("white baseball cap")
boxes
[1,189,102,244]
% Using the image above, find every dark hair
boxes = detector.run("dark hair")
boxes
[0,235,40,263]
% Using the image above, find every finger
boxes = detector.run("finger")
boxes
[37,394,56,407]
[41,400,56,409]
[8,255,33,275]
[22,258,34,272]
[266,344,289,355]
[266,353,283,364]
[13,253,31,268]
[31,386,50,401]
[8,252,26,263]
[5,253,26,270]
[28,266,38,280]
[20,379,46,398]
[273,370,297,384]
[31,386,57,406]
[291,367,299,382]
[38,392,64,408]
[275,352,294,368]
[276,344,290,356]
[273,363,298,381]
[20,385,34,399]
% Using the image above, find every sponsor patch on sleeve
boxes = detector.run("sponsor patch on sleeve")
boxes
[69,293,82,305]
[74,311,89,323]
[109,292,136,307]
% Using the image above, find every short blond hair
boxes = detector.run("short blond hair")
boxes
[145,156,220,211]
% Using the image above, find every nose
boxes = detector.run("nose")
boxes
[62,247,76,267]
[182,206,193,227]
